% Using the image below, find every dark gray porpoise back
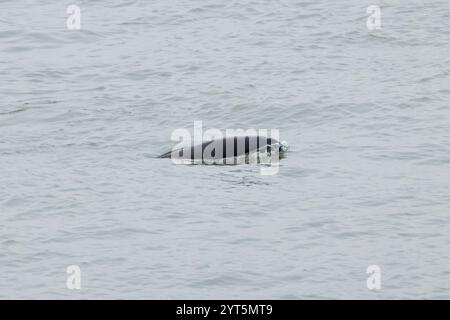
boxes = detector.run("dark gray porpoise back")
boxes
[158,136,278,160]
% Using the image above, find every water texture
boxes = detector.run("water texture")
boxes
[0,0,449,299]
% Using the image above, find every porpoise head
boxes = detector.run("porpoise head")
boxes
[268,139,289,153]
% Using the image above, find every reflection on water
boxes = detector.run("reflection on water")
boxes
[1,0,450,299]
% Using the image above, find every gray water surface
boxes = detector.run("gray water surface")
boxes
[1,0,450,299]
